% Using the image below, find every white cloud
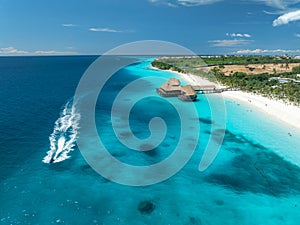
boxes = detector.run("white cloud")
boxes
[257,0,300,9]
[262,10,280,15]
[89,27,122,33]
[34,50,78,55]
[295,33,300,37]
[209,39,252,47]
[0,46,28,55]
[0,46,78,56]
[166,2,178,7]
[148,0,221,6]
[273,10,300,26]
[235,48,300,54]
[62,24,77,27]
[255,0,287,9]
[226,33,252,38]
[176,0,221,6]
[149,0,300,8]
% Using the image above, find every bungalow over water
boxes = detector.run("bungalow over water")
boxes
[156,78,197,101]
[157,78,238,101]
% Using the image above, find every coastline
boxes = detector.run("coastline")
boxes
[152,65,300,130]
[183,72,300,130]
[222,91,300,130]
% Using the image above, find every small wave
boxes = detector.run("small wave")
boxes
[43,100,80,164]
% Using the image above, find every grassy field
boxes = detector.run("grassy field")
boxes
[203,63,300,76]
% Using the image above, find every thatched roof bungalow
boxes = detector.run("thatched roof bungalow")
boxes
[179,85,197,101]
[157,78,182,97]
[157,78,197,101]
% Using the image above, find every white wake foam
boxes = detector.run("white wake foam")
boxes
[43,100,80,164]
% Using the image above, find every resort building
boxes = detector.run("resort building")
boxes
[179,85,197,101]
[157,78,197,101]
[157,78,182,97]
[269,77,300,84]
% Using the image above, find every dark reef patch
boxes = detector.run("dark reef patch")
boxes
[144,149,158,157]
[162,143,170,148]
[214,199,224,206]
[139,144,158,157]
[213,128,266,151]
[187,216,202,225]
[225,147,243,154]
[198,117,214,125]
[213,129,246,145]
[205,151,300,196]
[205,128,300,197]
[118,131,133,139]
[111,151,126,158]
[203,130,211,135]
[137,200,155,214]
[80,164,110,182]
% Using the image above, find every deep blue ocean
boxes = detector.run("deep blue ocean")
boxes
[1,56,300,225]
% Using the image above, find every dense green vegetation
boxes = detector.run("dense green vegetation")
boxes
[151,61,184,73]
[211,68,300,104]
[152,56,300,105]
[202,55,300,65]
[153,57,206,68]
[151,57,216,81]
[292,65,300,74]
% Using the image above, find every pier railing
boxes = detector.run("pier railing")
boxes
[192,86,240,94]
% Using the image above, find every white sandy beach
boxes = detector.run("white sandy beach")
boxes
[222,91,300,129]
[177,72,300,130]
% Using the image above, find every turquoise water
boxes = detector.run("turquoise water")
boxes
[1,56,300,224]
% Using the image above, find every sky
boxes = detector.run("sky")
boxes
[1,0,300,55]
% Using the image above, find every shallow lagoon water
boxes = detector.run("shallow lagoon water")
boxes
[0,56,300,225]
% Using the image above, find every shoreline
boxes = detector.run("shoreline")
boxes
[222,91,300,130]
[182,72,300,130]
[152,65,300,130]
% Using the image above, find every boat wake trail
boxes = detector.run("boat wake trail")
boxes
[43,100,80,164]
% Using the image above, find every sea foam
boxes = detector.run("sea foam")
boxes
[43,100,80,163]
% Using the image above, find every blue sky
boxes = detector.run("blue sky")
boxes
[1,0,300,55]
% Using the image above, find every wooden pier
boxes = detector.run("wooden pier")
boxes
[192,85,240,94]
